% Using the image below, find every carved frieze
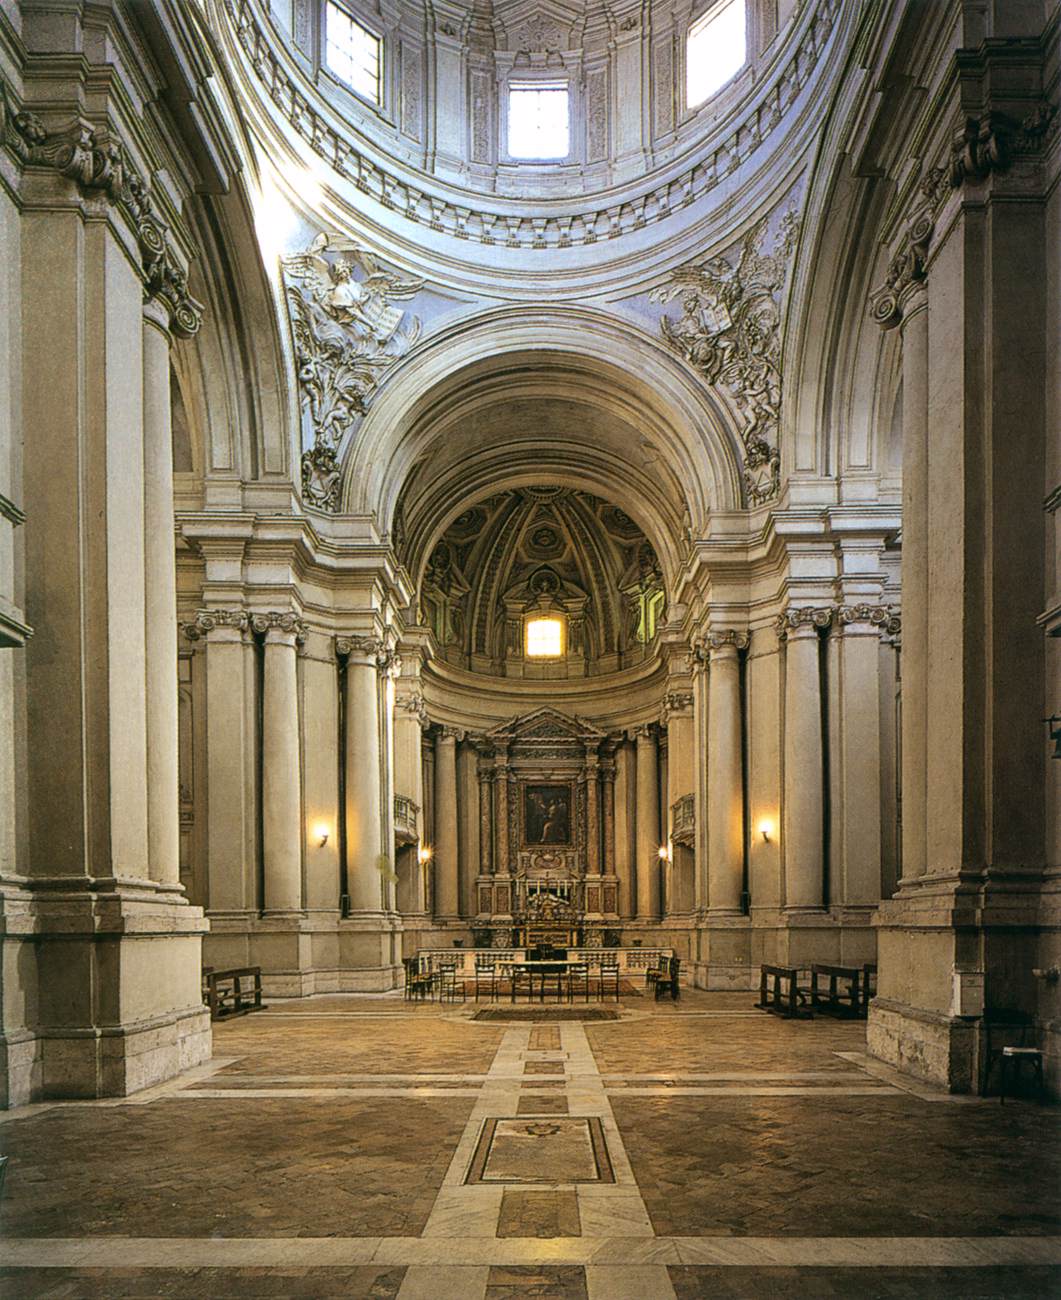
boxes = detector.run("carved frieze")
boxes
[651,210,800,506]
[0,79,203,338]
[282,232,423,512]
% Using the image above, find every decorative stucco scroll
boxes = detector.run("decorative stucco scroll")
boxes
[281,232,423,512]
[650,210,799,508]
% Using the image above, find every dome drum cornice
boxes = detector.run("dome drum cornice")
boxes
[215,0,845,266]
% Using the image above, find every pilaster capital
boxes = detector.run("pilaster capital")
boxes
[775,606,834,641]
[438,725,464,743]
[337,635,386,667]
[0,79,203,337]
[182,608,250,641]
[251,611,308,646]
[662,689,694,724]
[835,603,901,638]
[634,722,658,743]
[395,687,428,724]
[949,106,1056,189]
[870,211,934,331]
[706,629,750,656]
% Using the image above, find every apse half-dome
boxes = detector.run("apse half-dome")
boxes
[418,487,665,679]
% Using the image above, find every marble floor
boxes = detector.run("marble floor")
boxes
[1,989,1058,1299]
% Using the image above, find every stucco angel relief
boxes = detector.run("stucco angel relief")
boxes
[652,209,798,507]
[282,232,424,511]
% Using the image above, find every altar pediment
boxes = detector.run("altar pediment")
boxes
[485,707,607,746]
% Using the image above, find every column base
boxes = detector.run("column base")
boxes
[868,870,1046,1095]
[205,909,404,995]
[1,879,210,1107]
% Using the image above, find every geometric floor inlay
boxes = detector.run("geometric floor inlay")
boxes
[473,1008,622,1022]
[465,1116,615,1184]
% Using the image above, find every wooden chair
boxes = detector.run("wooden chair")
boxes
[566,962,590,1002]
[435,961,466,1004]
[599,958,620,1002]
[645,953,670,995]
[653,956,681,1001]
[474,959,498,1002]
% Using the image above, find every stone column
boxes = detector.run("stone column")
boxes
[690,645,710,912]
[394,686,427,914]
[602,754,616,878]
[339,637,384,914]
[478,757,494,877]
[457,738,480,918]
[434,727,460,920]
[142,301,180,888]
[871,224,930,883]
[779,609,830,911]
[614,739,636,920]
[187,610,256,912]
[635,725,660,920]
[706,633,747,916]
[585,749,601,875]
[834,607,895,905]
[256,614,305,913]
[494,746,510,878]
[899,280,929,882]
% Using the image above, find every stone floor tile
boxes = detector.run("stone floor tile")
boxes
[397,1264,490,1299]
[585,1263,677,1299]
[667,1264,1061,1299]
[498,1190,582,1238]
[486,1263,589,1298]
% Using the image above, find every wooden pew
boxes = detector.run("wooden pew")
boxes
[203,966,264,1021]
[756,964,809,1018]
[810,964,864,1018]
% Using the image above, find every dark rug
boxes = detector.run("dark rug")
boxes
[473,1008,622,1022]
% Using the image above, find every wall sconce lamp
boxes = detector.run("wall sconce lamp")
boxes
[313,822,330,848]
[758,819,774,844]
[418,845,433,866]
[658,845,670,862]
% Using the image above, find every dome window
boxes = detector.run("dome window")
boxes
[507,80,570,160]
[526,616,565,658]
[324,1,381,105]
[687,0,746,109]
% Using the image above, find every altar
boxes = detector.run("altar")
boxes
[470,708,622,944]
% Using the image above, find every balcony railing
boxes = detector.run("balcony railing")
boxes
[670,793,695,848]
[394,794,419,844]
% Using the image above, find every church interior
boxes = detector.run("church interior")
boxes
[0,0,1059,1294]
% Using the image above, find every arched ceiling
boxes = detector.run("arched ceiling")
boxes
[345,306,748,584]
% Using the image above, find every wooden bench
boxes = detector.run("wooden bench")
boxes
[810,964,865,1018]
[756,964,809,1018]
[861,963,877,1014]
[203,966,264,1021]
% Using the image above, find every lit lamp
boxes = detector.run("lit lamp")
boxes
[658,845,670,862]
[758,819,774,844]
[313,822,330,848]
[417,845,432,866]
